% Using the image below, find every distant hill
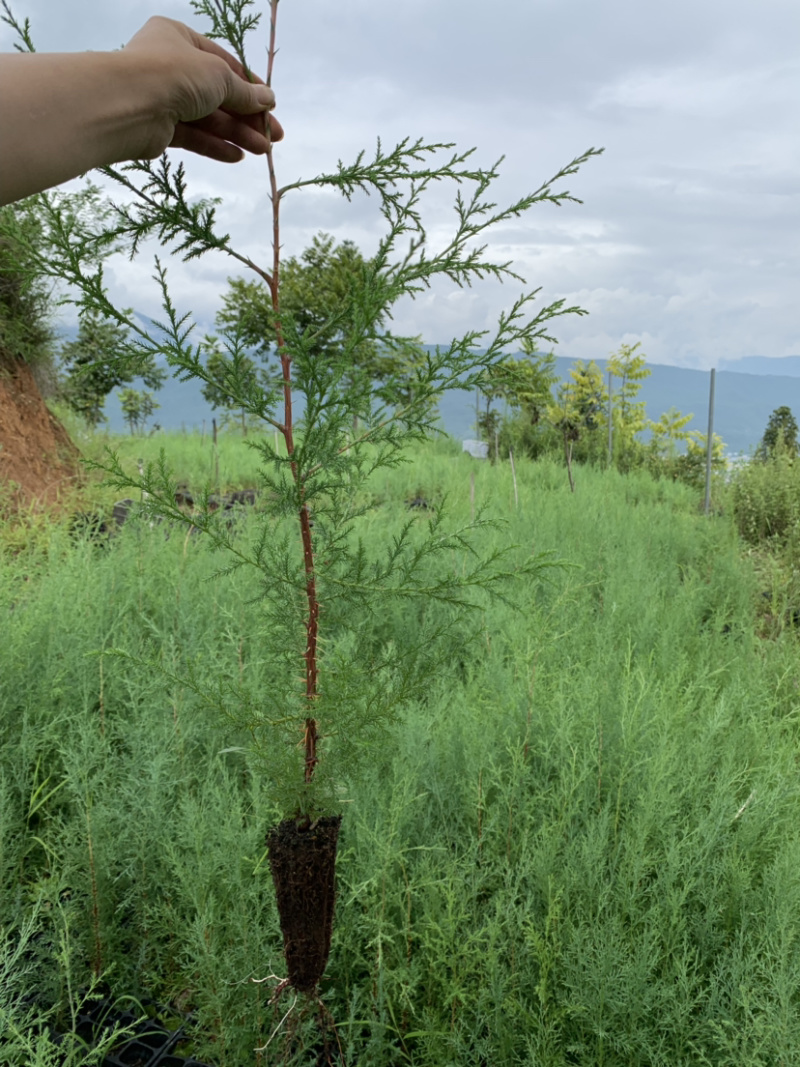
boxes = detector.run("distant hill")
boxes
[54,325,800,456]
[718,355,800,377]
[441,356,800,456]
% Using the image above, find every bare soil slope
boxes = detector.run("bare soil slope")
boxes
[0,351,80,509]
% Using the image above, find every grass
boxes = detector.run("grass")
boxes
[2,432,800,1065]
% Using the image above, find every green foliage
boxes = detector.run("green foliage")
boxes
[4,447,800,1064]
[217,232,442,430]
[219,232,380,355]
[0,904,141,1066]
[0,204,56,374]
[0,147,126,379]
[565,359,606,433]
[480,341,558,458]
[0,0,35,53]
[373,334,439,418]
[11,0,599,819]
[494,341,559,425]
[82,424,265,494]
[117,387,160,435]
[545,360,607,487]
[645,406,693,457]
[668,431,726,492]
[197,331,261,435]
[756,405,799,462]
[60,310,165,427]
[731,443,800,547]
[493,337,723,499]
[607,341,650,469]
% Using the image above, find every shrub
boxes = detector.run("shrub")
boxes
[731,444,800,546]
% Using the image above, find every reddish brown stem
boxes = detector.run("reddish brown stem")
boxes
[265,0,319,784]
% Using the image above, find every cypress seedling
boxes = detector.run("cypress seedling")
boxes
[7,0,599,1001]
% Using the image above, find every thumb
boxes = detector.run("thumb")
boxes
[223,74,275,116]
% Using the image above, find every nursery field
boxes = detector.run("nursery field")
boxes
[3,435,800,1066]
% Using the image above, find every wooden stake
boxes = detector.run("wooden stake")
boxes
[509,448,518,510]
[212,417,219,492]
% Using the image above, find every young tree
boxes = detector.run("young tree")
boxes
[756,406,799,462]
[0,151,129,384]
[489,342,559,426]
[7,0,601,1006]
[645,406,694,477]
[549,383,581,493]
[118,387,159,435]
[566,360,606,430]
[0,203,56,372]
[198,332,261,435]
[607,341,650,465]
[476,341,560,459]
[673,431,726,489]
[546,360,607,489]
[60,310,165,427]
[476,379,504,459]
[217,231,398,426]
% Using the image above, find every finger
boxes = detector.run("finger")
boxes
[171,19,276,116]
[170,123,245,163]
[219,68,276,118]
[227,109,285,143]
[264,112,284,141]
[185,110,270,155]
[181,21,267,86]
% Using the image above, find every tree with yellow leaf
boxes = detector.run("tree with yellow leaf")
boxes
[607,341,650,468]
[547,359,607,490]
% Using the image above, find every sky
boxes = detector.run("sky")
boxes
[3,0,800,370]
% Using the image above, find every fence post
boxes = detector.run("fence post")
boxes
[509,449,519,510]
[607,370,613,467]
[704,368,716,515]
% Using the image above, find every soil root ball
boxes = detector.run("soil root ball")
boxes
[267,815,341,995]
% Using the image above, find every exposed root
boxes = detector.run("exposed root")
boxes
[254,993,297,1053]
[316,995,346,1066]
[250,972,291,1004]
[250,975,346,1064]
[250,971,285,985]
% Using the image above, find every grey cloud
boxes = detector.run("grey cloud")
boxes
[3,0,799,371]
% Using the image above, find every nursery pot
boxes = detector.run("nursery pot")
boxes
[266,815,342,995]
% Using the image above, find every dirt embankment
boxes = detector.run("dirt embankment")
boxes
[0,351,81,510]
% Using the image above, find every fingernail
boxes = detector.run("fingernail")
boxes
[255,85,275,108]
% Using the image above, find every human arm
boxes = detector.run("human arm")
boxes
[0,16,283,206]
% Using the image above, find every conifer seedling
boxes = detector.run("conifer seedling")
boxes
[5,0,601,1006]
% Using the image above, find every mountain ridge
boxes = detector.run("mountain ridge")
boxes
[54,324,800,455]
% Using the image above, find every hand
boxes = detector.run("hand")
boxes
[123,16,284,163]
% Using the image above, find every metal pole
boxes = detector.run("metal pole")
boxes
[704,368,716,515]
[607,370,613,467]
